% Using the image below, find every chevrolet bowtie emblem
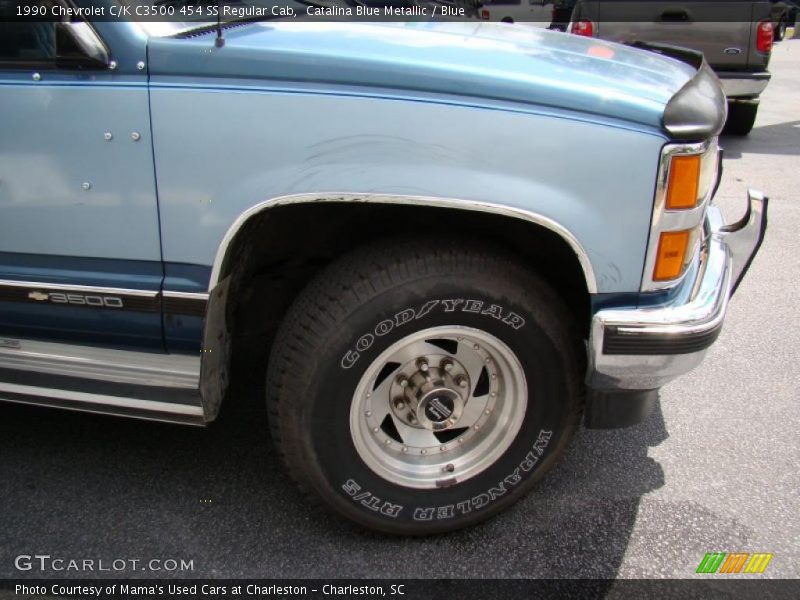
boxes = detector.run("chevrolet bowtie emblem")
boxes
[28,291,49,301]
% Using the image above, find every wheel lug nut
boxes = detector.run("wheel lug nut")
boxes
[441,359,454,372]
[396,376,409,388]
[416,359,429,372]
[394,397,406,410]
[456,376,468,388]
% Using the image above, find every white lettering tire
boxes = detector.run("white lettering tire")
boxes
[267,239,583,534]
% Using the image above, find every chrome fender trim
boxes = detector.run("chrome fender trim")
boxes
[208,193,598,293]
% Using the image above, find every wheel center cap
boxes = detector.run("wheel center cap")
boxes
[418,388,462,431]
[424,395,455,422]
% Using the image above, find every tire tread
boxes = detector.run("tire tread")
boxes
[266,239,584,533]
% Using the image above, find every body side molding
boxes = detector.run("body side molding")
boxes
[0,280,208,315]
[0,337,205,425]
[207,193,599,294]
[0,279,159,297]
[162,290,210,318]
[0,383,205,426]
[0,337,200,388]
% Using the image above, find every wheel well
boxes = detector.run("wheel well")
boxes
[225,201,588,337]
[211,202,591,416]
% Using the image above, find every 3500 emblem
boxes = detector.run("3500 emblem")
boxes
[28,291,124,308]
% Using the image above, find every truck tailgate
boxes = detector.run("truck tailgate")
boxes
[593,1,762,70]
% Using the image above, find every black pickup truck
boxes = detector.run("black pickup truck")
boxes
[568,0,778,135]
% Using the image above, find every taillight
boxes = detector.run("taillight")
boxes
[571,20,594,36]
[481,9,490,19]
[756,19,774,53]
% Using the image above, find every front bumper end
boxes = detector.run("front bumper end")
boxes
[585,190,768,426]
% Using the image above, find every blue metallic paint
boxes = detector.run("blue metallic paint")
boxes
[148,22,694,131]
[163,263,213,294]
[1,17,697,351]
[0,303,163,350]
[0,254,164,348]
[0,73,161,261]
[0,49,165,346]
[150,85,665,293]
[164,314,204,352]
[143,21,692,293]
[162,265,210,351]
[0,253,162,289]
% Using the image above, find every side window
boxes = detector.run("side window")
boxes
[0,1,108,68]
[0,1,58,62]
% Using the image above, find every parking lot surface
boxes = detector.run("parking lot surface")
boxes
[1,38,798,581]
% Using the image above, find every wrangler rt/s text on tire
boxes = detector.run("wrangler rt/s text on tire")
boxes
[267,240,583,534]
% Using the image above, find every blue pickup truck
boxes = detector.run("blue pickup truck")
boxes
[0,4,767,534]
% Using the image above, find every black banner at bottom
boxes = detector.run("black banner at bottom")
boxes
[2,579,800,600]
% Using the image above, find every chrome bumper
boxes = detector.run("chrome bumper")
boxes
[587,190,768,391]
[717,72,771,99]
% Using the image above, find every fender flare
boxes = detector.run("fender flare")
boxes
[208,192,598,293]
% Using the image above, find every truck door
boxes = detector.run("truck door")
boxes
[0,12,164,350]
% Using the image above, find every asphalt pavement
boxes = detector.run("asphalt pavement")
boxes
[1,39,798,582]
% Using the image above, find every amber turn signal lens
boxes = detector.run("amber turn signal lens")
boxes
[666,155,701,209]
[653,230,690,281]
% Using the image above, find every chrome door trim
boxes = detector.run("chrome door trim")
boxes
[162,291,210,300]
[0,279,158,297]
[0,279,161,312]
[0,280,209,315]
[0,337,200,389]
[0,381,203,416]
[0,381,205,426]
[207,193,599,294]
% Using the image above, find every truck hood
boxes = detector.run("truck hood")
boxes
[149,21,697,131]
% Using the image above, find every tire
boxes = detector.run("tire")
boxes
[267,238,583,534]
[724,102,758,136]
[774,18,786,42]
